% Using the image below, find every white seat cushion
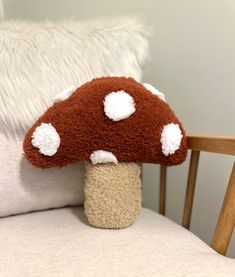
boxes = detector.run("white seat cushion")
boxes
[1,207,234,277]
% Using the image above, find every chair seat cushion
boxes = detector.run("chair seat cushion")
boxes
[1,207,234,277]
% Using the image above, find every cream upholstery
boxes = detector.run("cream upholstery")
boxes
[1,207,234,276]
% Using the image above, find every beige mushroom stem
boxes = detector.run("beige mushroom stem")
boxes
[84,162,142,229]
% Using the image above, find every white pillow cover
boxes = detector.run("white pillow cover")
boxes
[0,17,149,217]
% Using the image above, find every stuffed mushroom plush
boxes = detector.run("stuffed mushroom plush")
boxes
[23,77,187,229]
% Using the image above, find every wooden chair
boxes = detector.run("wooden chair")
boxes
[159,135,235,256]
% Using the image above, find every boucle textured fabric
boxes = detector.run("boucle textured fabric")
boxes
[84,162,141,228]
[0,17,149,217]
[1,207,235,277]
[23,77,187,167]
[23,76,187,229]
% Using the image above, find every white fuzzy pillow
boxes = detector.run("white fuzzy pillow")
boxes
[0,17,149,217]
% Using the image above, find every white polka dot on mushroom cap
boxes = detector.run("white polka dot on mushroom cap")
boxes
[143,83,166,102]
[90,150,118,164]
[160,123,183,156]
[103,91,136,121]
[31,123,60,156]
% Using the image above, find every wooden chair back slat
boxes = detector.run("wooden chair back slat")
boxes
[211,162,235,255]
[159,166,167,215]
[182,150,200,229]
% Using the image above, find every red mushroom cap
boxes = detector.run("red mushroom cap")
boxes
[23,77,187,168]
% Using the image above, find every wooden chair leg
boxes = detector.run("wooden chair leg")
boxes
[159,166,167,215]
[182,150,200,229]
[211,162,235,255]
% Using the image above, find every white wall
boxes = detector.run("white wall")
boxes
[0,0,4,19]
[2,0,235,257]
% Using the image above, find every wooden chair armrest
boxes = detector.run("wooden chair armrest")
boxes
[187,134,235,155]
